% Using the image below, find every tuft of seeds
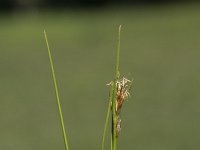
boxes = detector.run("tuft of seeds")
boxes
[107,76,132,138]
[116,77,131,113]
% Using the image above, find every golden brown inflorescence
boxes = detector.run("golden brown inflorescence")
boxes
[116,77,131,114]
[108,76,132,138]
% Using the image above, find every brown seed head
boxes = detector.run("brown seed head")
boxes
[115,77,131,113]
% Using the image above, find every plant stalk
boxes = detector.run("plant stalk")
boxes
[44,30,69,150]
[111,25,121,150]
[102,85,113,150]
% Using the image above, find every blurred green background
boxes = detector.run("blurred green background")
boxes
[1,3,200,150]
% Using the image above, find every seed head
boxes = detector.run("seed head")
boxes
[115,77,131,113]
[107,76,132,138]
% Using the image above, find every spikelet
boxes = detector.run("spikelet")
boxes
[115,77,131,113]
[116,116,122,138]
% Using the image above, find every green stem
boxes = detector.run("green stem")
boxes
[112,25,121,150]
[102,85,113,150]
[44,30,69,150]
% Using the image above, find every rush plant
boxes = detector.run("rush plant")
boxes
[102,25,132,150]
[44,26,131,150]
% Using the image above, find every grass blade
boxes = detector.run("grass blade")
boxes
[44,30,69,150]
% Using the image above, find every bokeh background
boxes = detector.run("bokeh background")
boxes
[1,0,200,150]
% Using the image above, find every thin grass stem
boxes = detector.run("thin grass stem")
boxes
[44,30,69,150]
[102,84,113,150]
[111,25,122,150]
